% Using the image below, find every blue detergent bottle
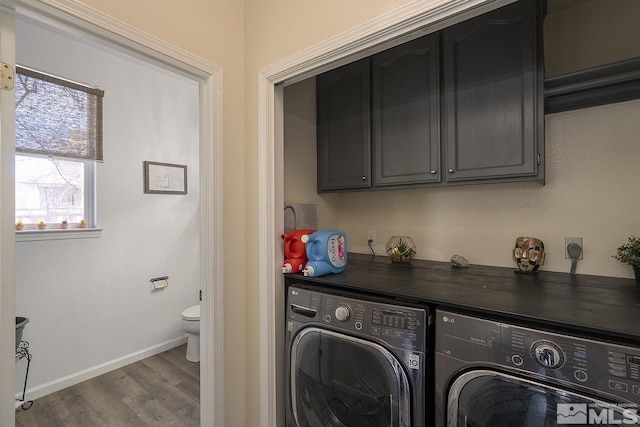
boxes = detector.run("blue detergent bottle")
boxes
[301,230,347,277]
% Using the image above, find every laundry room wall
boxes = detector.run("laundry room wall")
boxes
[280,0,640,279]
[14,18,201,399]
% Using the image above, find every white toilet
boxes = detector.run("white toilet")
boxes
[181,304,200,362]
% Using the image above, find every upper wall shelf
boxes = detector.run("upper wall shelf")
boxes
[545,57,640,113]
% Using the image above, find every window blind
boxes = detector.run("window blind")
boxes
[15,66,104,161]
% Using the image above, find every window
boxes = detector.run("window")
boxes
[14,66,103,229]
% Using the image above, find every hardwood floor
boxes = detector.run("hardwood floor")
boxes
[15,344,199,427]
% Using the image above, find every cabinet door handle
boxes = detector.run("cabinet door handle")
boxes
[362,176,367,181]
[448,168,455,173]
[430,170,437,174]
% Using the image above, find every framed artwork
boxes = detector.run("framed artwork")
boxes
[144,161,187,195]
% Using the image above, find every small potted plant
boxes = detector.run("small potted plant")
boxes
[386,236,417,264]
[60,220,68,229]
[613,236,640,283]
[16,221,24,231]
[37,221,46,230]
[79,219,87,228]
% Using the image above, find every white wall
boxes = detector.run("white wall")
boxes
[15,18,200,397]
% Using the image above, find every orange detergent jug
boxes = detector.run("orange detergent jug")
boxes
[281,229,316,274]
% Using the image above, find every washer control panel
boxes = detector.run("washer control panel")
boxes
[531,340,566,369]
[334,304,351,322]
[436,309,640,404]
[288,285,426,352]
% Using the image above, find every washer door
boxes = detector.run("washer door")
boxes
[291,327,411,427]
[448,370,640,427]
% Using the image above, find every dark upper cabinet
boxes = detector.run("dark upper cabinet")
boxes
[372,34,440,186]
[316,0,543,192]
[442,0,543,182]
[317,59,371,191]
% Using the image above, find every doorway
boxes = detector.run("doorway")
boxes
[0,2,224,426]
[256,1,512,426]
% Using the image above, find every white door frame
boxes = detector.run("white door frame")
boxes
[257,0,513,425]
[0,6,17,423]
[0,1,225,426]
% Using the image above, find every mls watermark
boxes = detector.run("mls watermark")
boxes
[557,403,639,425]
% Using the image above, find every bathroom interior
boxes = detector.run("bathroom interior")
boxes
[14,14,203,407]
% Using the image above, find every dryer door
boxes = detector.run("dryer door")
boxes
[448,369,640,426]
[291,327,411,427]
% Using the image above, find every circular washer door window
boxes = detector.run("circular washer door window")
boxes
[291,327,410,427]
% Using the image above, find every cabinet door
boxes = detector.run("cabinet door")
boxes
[442,0,542,182]
[317,59,371,191]
[372,34,440,186]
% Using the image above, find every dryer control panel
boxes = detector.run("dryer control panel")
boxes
[436,309,640,405]
[288,285,426,353]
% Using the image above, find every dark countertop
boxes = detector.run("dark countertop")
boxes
[285,253,640,344]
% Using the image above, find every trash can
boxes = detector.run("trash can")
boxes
[16,317,29,351]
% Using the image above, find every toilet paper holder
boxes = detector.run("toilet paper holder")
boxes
[150,276,169,290]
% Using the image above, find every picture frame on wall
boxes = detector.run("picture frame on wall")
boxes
[143,161,187,195]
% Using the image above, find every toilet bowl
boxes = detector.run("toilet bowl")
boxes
[181,304,200,362]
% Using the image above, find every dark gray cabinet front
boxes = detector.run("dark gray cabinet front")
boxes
[317,59,371,191]
[316,0,543,193]
[442,0,542,182]
[372,34,440,186]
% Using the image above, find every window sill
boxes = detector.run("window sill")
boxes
[16,228,103,242]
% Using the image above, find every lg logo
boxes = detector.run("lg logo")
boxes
[408,353,420,370]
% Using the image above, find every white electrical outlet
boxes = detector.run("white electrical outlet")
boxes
[367,230,376,246]
[565,237,583,259]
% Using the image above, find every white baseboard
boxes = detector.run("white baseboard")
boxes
[15,336,188,403]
